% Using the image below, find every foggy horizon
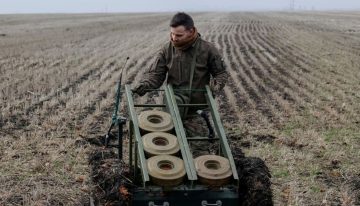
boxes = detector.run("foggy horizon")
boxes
[1,0,360,14]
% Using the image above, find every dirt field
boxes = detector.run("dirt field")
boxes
[1,12,359,205]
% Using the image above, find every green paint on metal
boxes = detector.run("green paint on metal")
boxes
[166,85,198,182]
[129,121,133,169]
[125,85,150,185]
[205,86,239,182]
[132,185,238,205]
[164,86,197,181]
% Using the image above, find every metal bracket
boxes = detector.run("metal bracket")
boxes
[148,201,170,206]
[201,200,222,206]
[125,85,150,185]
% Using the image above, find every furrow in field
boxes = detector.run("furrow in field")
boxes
[234,26,307,115]
[213,32,263,125]
[219,33,272,125]
[231,31,294,121]
[259,26,357,108]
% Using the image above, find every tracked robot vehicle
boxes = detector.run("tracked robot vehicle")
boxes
[103,69,272,206]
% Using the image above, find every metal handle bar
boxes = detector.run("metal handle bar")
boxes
[201,200,222,206]
[148,201,169,206]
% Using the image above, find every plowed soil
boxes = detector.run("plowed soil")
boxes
[1,12,359,205]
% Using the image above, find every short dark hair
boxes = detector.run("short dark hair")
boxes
[170,12,194,30]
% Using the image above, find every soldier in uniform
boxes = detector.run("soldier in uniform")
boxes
[133,12,229,156]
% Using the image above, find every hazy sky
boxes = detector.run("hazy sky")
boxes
[1,0,360,14]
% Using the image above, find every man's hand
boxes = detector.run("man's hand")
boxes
[210,72,228,95]
[210,80,225,95]
[132,84,148,96]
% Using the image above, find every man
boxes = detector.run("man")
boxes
[133,12,229,156]
[133,12,228,107]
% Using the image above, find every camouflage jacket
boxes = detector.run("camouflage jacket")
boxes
[140,35,229,104]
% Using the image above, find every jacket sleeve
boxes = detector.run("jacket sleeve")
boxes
[208,46,230,85]
[140,47,168,89]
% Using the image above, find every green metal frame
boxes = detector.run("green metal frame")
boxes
[205,85,239,182]
[125,85,149,186]
[124,83,238,191]
[164,86,197,183]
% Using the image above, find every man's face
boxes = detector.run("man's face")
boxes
[170,25,194,44]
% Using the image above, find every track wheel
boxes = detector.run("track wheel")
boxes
[235,155,273,206]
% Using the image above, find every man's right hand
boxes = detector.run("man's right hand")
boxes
[132,84,147,96]
[210,80,225,96]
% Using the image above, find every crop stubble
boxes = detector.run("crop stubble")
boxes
[0,12,359,205]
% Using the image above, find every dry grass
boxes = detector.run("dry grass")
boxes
[0,12,359,205]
